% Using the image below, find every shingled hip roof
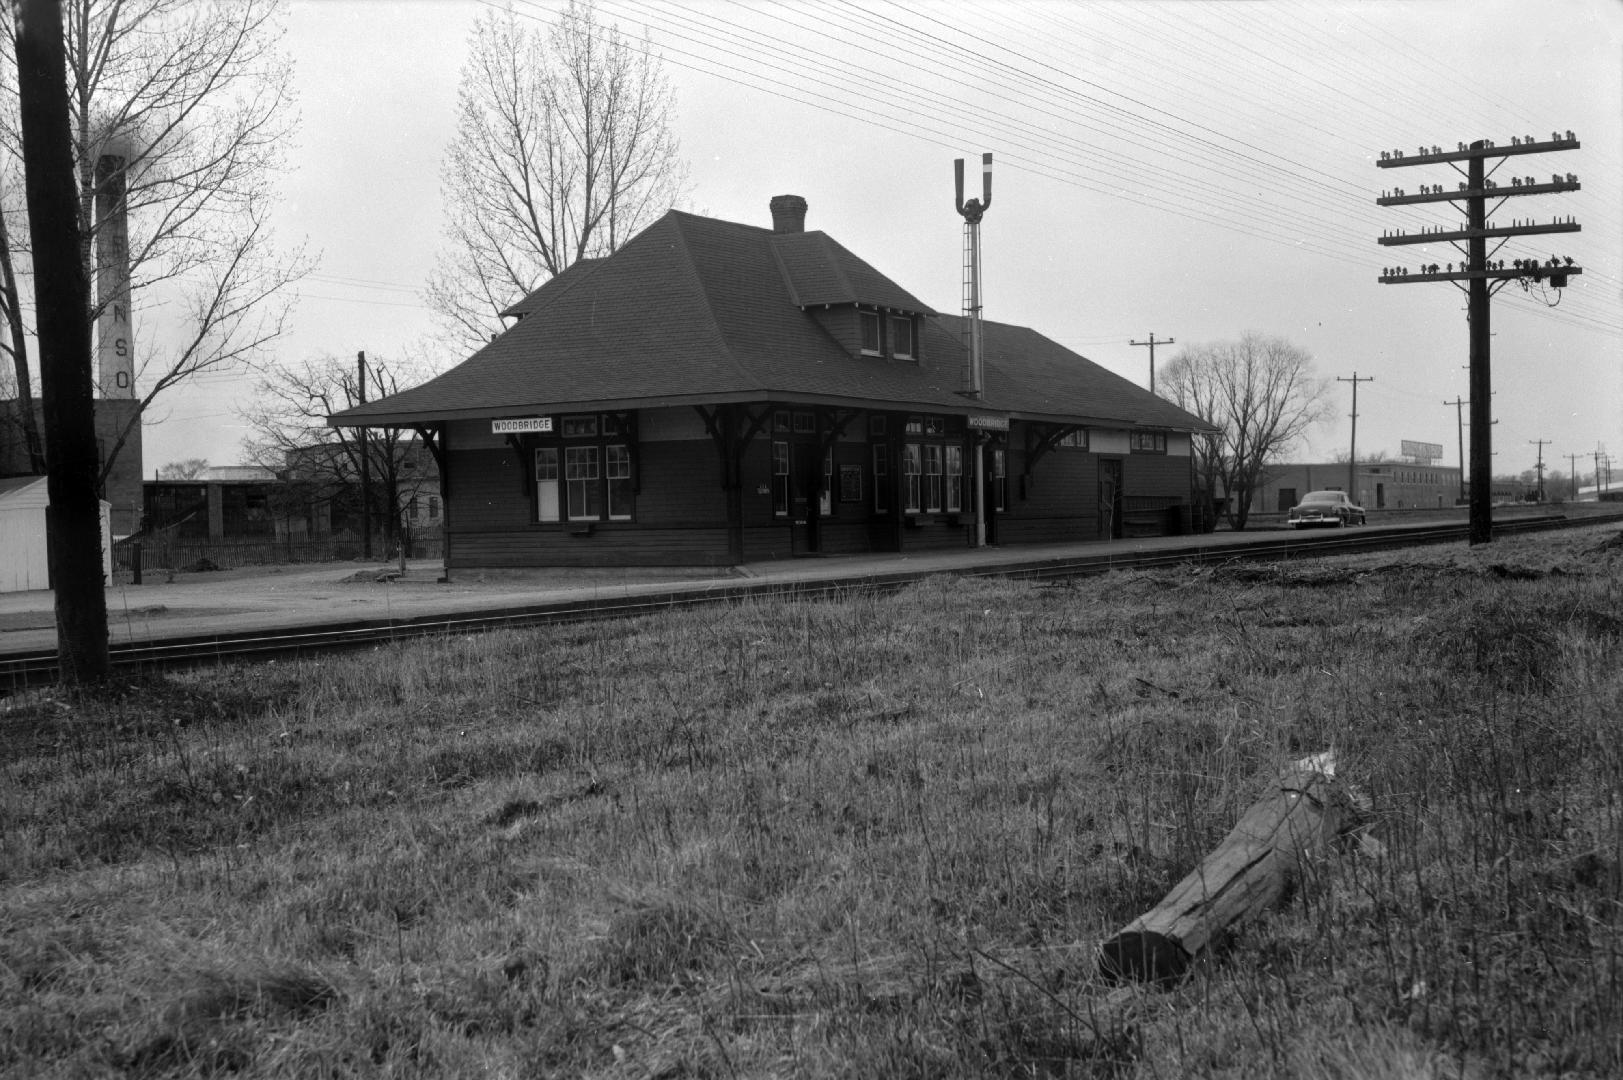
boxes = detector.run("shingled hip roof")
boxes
[331,207,1208,435]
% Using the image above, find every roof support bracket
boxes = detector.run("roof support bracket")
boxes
[1022,423,1082,494]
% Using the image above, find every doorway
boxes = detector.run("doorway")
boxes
[1098,459,1123,540]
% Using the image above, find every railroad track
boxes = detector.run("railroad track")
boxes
[3,512,1616,688]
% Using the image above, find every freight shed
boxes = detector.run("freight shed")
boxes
[331,198,1211,569]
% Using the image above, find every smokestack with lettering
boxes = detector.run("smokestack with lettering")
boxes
[95,136,135,399]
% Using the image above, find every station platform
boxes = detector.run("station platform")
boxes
[1,508,1610,664]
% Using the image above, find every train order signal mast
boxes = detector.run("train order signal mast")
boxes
[1376,135,1582,545]
[956,152,992,546]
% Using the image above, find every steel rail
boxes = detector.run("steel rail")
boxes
[2,512,1615,689]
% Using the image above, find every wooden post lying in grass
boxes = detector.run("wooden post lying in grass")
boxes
[1098,753,1357,984]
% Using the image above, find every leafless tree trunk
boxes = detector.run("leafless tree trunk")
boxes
[15,0,109,684]
[1160,333,1332,530]
[425,0,687,353]
[240,354,435,554]
[1,0,310,489]
[0,176,45,473]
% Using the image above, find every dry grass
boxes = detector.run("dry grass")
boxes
[2,524,1620,1078]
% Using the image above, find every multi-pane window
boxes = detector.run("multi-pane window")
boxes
[772,441,790,516]
[923,444,944,512]
[533,413,634,522]
[565,446,602,520]
[1059,429,1087,449]
[860,311,881,354]
[991,449,1007,512]
[606,445,633,520]
[902,414,960,515]
[890,316,914,359]
[1130,431,1167,453]
[902,443,922,513]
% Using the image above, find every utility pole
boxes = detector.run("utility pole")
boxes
[1529,438,1550,501]
[1378,133,1582,543]
[1443,396,1468,503]
[358,350,372,560]
[1566,452,1580,500]
[1129,333,1174,395]
[1337,372,1373,501]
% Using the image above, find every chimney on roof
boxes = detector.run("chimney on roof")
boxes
[769,194,808,234]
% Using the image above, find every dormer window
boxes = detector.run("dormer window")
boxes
[890,316,914,359]
[860,310,881,355]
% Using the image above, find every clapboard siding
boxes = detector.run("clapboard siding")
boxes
[440,413,1194,566]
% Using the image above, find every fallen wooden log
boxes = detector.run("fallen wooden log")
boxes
[1098,752,1358,984]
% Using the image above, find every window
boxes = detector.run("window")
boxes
[903,443,922,513]
[869,415,887,437]
[565,446,602,520]
[1059,429,1087,449]
[890,316,914,359]
[534,413,634,522]
[793,411,815,434]
[563,416,599,438]
[991,448,1006,512]
[1130,431,1167,453]
[923,444,944,512]
[773,410,791,433]
[860,311,881,354]
[873,444,891,514]
[428,496,440,519]
[607,444,633,520]
[902,415,961,516]
[772,441,790,516]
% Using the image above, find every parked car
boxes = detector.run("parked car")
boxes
[1287,490,1366,528]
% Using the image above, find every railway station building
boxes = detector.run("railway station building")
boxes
[330,197,1210,569]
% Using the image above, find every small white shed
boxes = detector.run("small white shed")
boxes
[0,476,112,593]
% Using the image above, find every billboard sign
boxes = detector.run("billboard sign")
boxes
[1401,440,1443,463]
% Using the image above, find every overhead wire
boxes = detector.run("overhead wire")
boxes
[489,0,1619,343]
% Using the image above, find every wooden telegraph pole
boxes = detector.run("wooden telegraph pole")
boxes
[1130,333,1174,395]
[1336,372,1373,501]
[1377,134,1582,544]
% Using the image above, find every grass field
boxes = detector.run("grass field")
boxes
[3,525,1620,1078]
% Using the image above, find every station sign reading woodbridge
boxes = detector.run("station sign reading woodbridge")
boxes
[492,417,553,434]
[967,414,1010,431]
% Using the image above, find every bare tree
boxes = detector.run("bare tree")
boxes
[154,456,206,479]
[0,167,43,473]
[0,0,310,488]
[240,353,437,555]
[425,0,686,352]
[1161,333,1333,530]
[15,0,108,683]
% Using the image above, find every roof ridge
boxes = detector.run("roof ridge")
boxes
[815,233,857,305]
[667,213,767,394]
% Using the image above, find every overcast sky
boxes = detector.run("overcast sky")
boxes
[146,0,1623,484]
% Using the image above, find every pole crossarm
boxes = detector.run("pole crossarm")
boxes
[1380,221,1579,246]
[1377,136,1579,167]
[1377,180,1579,206]
[1379,266,1581,285]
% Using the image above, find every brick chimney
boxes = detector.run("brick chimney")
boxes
[769,194,808,234]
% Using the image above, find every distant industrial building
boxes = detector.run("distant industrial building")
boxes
[1247,460,1464,515]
